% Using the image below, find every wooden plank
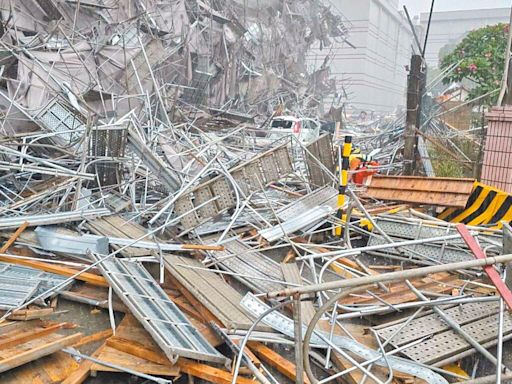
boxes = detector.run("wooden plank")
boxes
[7,308,55,321]
[0,222,29,253]
[181,244,224,251]
[106,336,170,365]
[0,333,82,373]
[72,329,113,348]
[0,321,25,333]
[178,359,255,384]
[247,341,311,384]
[86,217,148,257]
[104,337,245,381]
[90,345,179,376]
[0,351,79,384]
[89,315,179,376]
[99,316,248,383]
[165,290,203,319]
[366,175,474,207]
[232,339,261,368]
[0,322,68,349]
[169,274,222,326]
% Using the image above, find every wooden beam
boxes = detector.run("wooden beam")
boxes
[247,341,311,384]
[0,222,29,253]
[232,339,261,368]
[181,244,224,251]
[178,360,255,384]
[6,307,55,321]
[0,351,79,384]
[106,336,170,366]
[0,321,25,333]
[0,333,82,373]
[72,329,113,348]
[0,322,68,349]
[106,336,253,384]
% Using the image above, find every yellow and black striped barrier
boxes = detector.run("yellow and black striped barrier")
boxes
[438,181,512,227]
[334,136,352,237]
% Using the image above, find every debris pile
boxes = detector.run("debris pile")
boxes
[1,2,512,384]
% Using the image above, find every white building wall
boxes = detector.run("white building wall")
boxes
[308,0,413,114]
[420,8,510,67]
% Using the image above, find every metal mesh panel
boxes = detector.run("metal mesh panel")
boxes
[37,100,85,145]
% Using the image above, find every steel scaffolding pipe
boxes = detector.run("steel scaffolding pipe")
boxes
[267,253,512,298]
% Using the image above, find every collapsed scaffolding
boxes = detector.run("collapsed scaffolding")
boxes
[0,1,512,384]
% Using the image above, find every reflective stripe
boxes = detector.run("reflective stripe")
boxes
[438,182,512,227]
[335,137,352,237]
[450,186,491,223]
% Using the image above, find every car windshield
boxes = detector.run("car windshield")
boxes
[271,119,293,129]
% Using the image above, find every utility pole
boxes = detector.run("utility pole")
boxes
[403,54,423,175]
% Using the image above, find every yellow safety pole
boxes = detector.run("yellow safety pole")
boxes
[335,136,352,237]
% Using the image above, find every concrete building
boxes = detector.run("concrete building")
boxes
[419,7,510,67]
[307,0,414,114]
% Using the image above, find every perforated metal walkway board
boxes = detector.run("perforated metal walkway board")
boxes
[241,293,449,384]
[210,239,285,293]
[305,134,335,187]
[175,143,293,230]
[374,300,512,365]
[368,217,473,263]
[90,254,224,364]
[193,209,275,236]
[36,99,85,147]
[373,217,460,240]
[163,255,266,331]
[0,262,71,300]
[256,186,337,242]
[260,205,334,242]
[276,185,337,222]
[0,276,39,310]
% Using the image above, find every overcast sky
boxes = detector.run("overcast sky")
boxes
[399,0,511,17]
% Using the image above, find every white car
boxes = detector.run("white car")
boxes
[267,116,320,145]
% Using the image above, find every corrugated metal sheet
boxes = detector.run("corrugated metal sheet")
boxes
[365,175,474,207]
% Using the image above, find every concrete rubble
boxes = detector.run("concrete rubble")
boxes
[0,1,512,384]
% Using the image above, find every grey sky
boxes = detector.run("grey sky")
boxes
[399,0,511,17]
